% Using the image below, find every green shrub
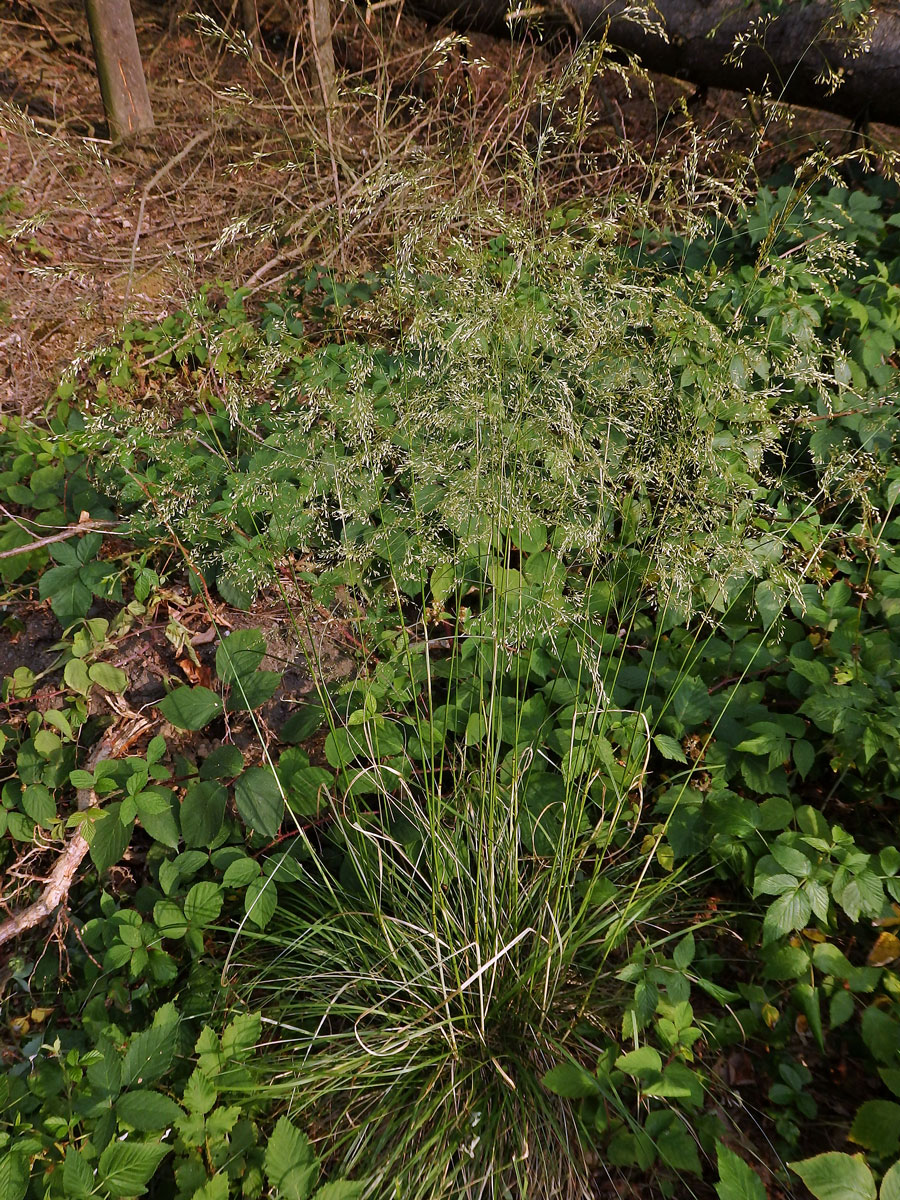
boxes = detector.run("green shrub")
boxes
[3,169,900,1198]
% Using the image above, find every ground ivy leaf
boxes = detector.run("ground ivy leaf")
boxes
[181,781,227,848]
[88,662,128,693]
[216,628,268,683]
[158,686,223,731]
[234,766,284,838]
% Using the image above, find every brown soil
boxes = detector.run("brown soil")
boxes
[3,0,893,418]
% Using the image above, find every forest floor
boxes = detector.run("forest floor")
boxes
[1,0,884,416]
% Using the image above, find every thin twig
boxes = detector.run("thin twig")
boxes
[0,517,118,560]
[0,717,151,951]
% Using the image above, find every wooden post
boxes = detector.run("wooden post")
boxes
[84,0,155,142]
[308,0,337,109]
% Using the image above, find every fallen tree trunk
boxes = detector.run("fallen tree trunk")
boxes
[411,0,900,127]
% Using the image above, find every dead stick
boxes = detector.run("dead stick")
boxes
[0,717,151,951]
[0,519,118,560]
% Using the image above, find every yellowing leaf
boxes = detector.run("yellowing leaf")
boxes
[868,932,900,967]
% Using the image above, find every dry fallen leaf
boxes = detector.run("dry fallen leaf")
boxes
[868,931,900,967]
[176,655,213,688]
[873,903,900,929]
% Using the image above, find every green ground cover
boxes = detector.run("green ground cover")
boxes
[2,170,900,1199]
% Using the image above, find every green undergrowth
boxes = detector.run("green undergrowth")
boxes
[11,175,898,618]
[1,171,900,1198]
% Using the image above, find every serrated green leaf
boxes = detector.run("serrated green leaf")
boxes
[63,1148,95,1197]
[200,744,244,780]
[182,1069,218,1115]
[39,563,91,625]
[0,1150,28,1200]
[315,1183,366,1200]
[221,1011,262,1058]
[99,1140,171,1198]
[116,1090,183,1131]
[849,1100,900,1156]
[33,728,61,757]
[22,784,55,827]
[183,881,223,927]
[657,1125,702,1175]
[763,889,811,945]
[193,1175,230,1200]
[227,670,281,711]
[863,1007,900,1063]
[223,855,262,887]
[792,982,825,1052]
[87,805,134,873]
[137,787,180,849]
[280,704,327,744]
[673,932,695,970]
[793,738,816,779]
[755,580,786,627]
[264,1116,318,1200]
[429,562,456,604]
[788,1153,876,1200]
[770,842,812,877]
[653,734,687,763]
[244,876,278,929]
[87,1040,123,1095]
[216,629,267,683]
[122,1004,179,1088]
[153,899,187,939]
[541,1061,600,1098]
[880,1161,900,1200]
[715,1143,766,1200]
[64,657,92,694]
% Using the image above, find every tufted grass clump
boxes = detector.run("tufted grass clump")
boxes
[233,592,699,1200]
